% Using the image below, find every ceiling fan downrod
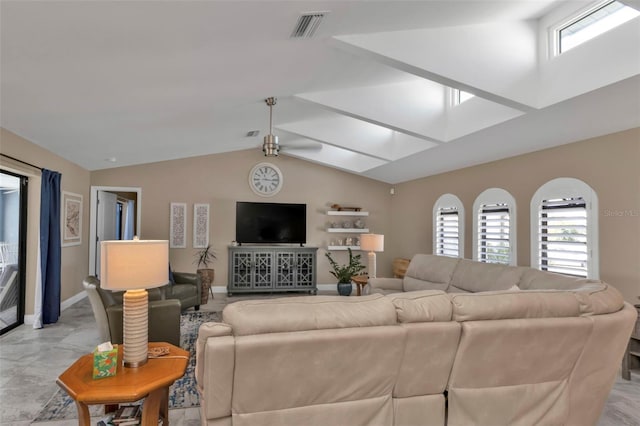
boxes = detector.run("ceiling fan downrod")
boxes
[263,97,279,157]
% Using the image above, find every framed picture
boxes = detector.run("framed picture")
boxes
[193,203,210,248]
[61,191,83,247]
[170,202,187,248]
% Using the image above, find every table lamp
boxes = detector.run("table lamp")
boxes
[100,238,169,368]
[360,233,384,278]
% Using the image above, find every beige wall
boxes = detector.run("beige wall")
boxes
[90,150,394,287]
[391,127,640,303]
[0,128,90,315]
[3,125,638,308]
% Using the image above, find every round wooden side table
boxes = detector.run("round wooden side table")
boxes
[351,274,369,296]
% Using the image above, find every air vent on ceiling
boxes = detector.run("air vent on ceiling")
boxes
[290,12,328,38]
[246,130,260,137]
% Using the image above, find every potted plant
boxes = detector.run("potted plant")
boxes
[194,244,217,304]
[325,248,366,296]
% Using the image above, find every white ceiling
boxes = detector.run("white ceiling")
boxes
[1,1,639,184]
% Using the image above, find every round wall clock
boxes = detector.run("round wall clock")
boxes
[248,162,283,197]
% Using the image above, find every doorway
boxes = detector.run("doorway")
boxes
[0,170,27,335]
[89,186,142,278]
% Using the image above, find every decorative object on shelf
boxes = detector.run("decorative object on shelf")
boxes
[193,203,210,249]
[342,221,352,228]
[345,237,353,246]
[330,204,362,212]
[353,237,359,246]
[170,203,187,248]
[248,162,283,197]
[194,244,216,304]
[100,238,169,367]
[61,191,83,247]
[354,218,365,229]
[325,248,366,296]
[360,234,384,278]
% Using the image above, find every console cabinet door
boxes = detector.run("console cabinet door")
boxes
[296,252,315,290]
[252,251,275,290]
[230,250,253,291]
[275,251,296,290]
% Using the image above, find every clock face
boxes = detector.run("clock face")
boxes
[249,162,283,197]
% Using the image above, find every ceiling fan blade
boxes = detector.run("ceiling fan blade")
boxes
[280,142,323,152]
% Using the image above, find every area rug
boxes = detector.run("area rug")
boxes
[33,310,221,422]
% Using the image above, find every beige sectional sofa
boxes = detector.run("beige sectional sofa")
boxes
[195,254,635,426]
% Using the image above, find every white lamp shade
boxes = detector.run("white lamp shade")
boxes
[360,234,384,252]
[100,240,169,290]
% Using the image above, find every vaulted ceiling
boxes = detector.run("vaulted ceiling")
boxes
[2,1,639,183]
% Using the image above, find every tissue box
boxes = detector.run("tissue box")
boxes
[93,344,118,379]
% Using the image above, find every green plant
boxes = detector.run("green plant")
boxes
[194,245,217,269]
[325,248,366,283]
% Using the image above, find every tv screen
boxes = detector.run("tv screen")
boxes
[236,202,307,244]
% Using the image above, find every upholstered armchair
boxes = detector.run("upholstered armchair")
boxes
[163,271,202,311]
[83,276,181,346]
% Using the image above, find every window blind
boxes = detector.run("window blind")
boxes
[478,203,510,264]
[538,197,588,277]
[436,207,459,257]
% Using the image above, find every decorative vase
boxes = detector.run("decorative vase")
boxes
[337,281,352,296]
[197,268,215,304]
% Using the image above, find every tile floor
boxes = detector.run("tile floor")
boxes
[0,294,638,425]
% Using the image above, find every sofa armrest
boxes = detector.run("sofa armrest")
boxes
[173,271,202,295]
[368,277,404,293]
[106,299,181,346]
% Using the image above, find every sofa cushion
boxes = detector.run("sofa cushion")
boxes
[449,259,524,293]
[386,290,452,323]
[403,254,459,292]
[222,294,397,336]
[450,290,581,322]
[518,268,589,290]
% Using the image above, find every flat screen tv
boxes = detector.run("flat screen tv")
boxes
[236,202,307,245]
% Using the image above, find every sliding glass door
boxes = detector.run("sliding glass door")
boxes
[0,170,26,335]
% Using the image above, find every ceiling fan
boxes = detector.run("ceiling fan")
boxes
[261,97,323,157]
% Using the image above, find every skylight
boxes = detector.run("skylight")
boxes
[450,88,474,107]
[557,0,639,54]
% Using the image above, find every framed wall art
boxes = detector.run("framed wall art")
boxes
[169,202,187,248]
[193,203,210,249]
[61,191,83,247]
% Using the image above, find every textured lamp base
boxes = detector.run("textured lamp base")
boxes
[368,251,377,279]
[123,289,148,368]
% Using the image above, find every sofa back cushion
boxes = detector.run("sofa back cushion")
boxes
[386,290,452,323]
[448,259,524,293]
[232,326,404,426]
[450,290,582,322]
[447,316,592,426]
[518,268,588,290]
[403,254,459,292]
[222,294,397,336]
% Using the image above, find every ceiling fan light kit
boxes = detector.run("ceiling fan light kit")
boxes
[263,97,280,157]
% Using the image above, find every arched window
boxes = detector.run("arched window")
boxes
[433,194,465,258]
[473,188,517,265]
[530,177,599,278]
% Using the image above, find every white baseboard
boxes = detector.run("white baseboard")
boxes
[24,291,87,325]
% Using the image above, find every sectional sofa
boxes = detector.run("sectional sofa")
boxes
[195,254,635,426]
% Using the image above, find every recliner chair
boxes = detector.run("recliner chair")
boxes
[83,276,181,347]
[164,271,202,311]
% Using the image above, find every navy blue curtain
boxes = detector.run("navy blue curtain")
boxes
[40,169,61,325]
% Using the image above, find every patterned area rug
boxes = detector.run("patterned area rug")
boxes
[33,310,221,422]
